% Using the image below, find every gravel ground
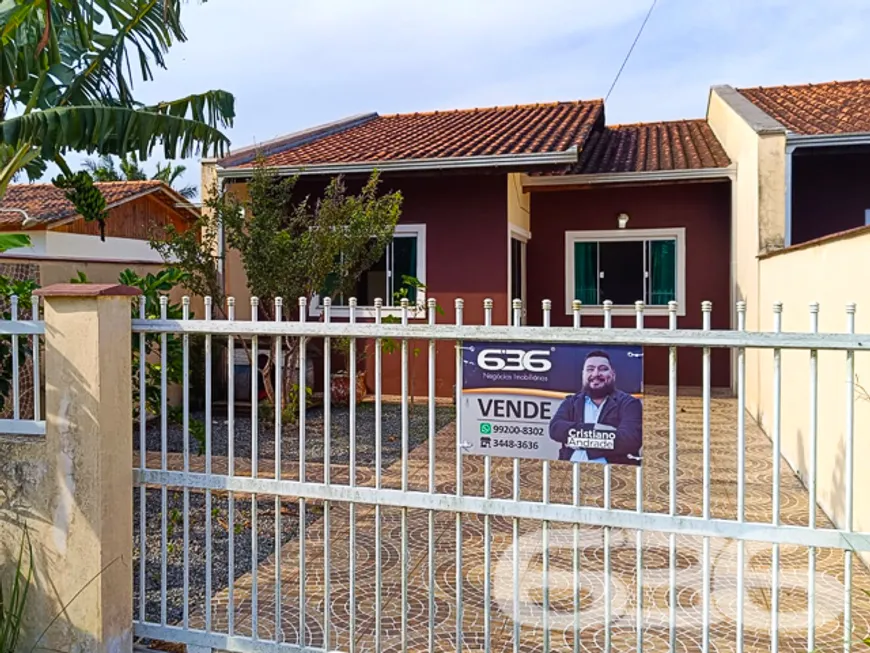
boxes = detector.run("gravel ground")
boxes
[140,403,455,468]
[134,402,454,623]
[133,489,322,625]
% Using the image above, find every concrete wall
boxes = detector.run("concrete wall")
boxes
[707,87,787,410]
[0,288,134,652]
[528,181,732,387]
[757,227,870,536]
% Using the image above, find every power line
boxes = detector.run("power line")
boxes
[605,0,658,103]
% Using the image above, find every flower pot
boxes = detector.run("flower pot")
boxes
[331,371,366,404]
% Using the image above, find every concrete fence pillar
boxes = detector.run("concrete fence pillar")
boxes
[0,284,139,653]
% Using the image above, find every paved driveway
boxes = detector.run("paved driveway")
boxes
[176,393,870,652]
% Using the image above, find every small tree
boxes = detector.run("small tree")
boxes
[153,162,403,406]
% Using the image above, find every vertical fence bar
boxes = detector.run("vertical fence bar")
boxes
[400,298,410,653]
[602,300,613,653]
[138,296,146,624]
[30,294,40,421]
[428,298,438,653]
[227,297,236,636]
[159,295,168,627]
[512,298,522,653]
[349,297,358,653]
[322,297,332,653]
[667,300,677,652]
[482,297,493,653]
[634,300,644,653]
[182,296,191,629]
[204,296,213,632]
[770,302,782,653]
[10,295,19,419]
[701,301,712,653]
[374,297,383,653]
[541,299,552,653]
[227,297,236,635]
[808,302,819,653]
[455,298,465,653]
[273,297,283,642]
[250,296,260,640]
[572,299,582,653]
[736,301,746,653]
[844,303,856,653]
[297,297,307,648]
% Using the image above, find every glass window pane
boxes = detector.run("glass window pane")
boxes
[391,235,418,303]
[573,242,598,305]
[359,246,388,306]
[511,238,523,303]
[599,240,644,305]
[648,239,677,305]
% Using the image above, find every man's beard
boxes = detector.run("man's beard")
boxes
[583,379,615,399]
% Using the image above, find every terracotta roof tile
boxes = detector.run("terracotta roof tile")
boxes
[737,79,870,135]
[545,119,731,175]
[224,100,604,168]
[0,180,171,229]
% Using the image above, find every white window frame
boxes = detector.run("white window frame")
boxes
[310,223,427,318]
[507,223,531,324]
[564,227,686,316]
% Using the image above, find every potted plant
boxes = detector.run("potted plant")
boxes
[330,336,368,404]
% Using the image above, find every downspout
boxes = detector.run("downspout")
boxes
[784,143,795,247]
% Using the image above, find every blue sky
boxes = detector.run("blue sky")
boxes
[70,0,870,196]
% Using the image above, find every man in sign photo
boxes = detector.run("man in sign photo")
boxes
[548,350,643,466]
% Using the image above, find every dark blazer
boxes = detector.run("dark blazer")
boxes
[548,389,642,465]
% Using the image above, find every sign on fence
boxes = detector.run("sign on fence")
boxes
[460,342,644,465]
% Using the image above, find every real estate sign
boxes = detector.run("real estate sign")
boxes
[460,342,644,466]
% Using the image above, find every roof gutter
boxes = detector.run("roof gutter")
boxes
[786,132,870,148]
[216,147,580,180]
[520,165,735,189]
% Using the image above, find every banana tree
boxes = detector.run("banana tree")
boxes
[0,0,235,197]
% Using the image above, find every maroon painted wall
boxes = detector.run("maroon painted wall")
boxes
[379,174,509,396]
[792,149,870,245]
[527,181,732,387]
[302,173,509,397]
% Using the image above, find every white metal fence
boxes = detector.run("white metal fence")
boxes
[126,295,870,653]
[0,294,43,436]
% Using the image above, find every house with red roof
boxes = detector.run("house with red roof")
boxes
[206,77,870,397]
[0,180,198,288]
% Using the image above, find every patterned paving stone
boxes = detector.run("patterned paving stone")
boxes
[146,394,870,651]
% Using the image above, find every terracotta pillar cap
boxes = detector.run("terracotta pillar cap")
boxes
[34,283,142,297]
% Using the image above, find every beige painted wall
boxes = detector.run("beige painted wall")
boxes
[507,172,530,233]
[707,88,786,412]
[757,230,870,536]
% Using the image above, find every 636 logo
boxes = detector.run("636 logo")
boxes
[476,348,553,373]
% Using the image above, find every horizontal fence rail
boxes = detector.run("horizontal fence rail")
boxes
[132,319,870,350]
[131,296,869,653]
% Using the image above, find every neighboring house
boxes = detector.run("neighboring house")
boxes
[0,180,199,419]
[705,79,870,543]
[0,180,198,287]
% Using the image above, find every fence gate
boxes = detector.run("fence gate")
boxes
[130,296,870,653]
